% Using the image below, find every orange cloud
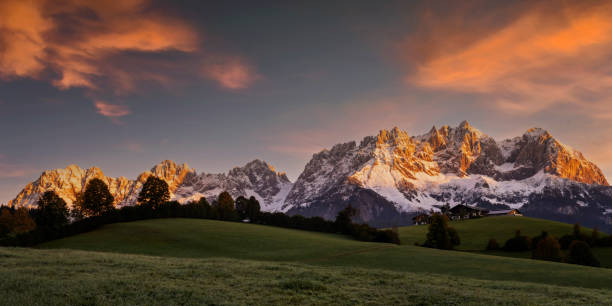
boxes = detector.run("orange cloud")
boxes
[94,100,131,118]
[203,57,260,90]
[0,0,197,90]
[0,0,259,96]
[403,1,612,117]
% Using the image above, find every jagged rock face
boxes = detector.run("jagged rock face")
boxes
[175,159,293,211]
[9,160,293,212]
[8,165,134,209]
[286,122,612,230]
[7,121,612,230]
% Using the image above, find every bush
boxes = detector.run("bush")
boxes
[566,240,600,267]
[532,234,562,262]
[486,238,499,250]
[558,224,590,249]
[503,230,531,252]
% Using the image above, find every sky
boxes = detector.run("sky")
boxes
[1,0,612,203]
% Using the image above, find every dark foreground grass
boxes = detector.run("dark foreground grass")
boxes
[1,247,612,305]
[40,218,612,291]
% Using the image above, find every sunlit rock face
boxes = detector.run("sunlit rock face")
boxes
[285,122,612,229]
[8,121,612,230]
[9,160,293,212]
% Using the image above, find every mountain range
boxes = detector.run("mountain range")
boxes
[7,121,612,231]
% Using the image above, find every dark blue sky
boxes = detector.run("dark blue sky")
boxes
[1,0,611,203]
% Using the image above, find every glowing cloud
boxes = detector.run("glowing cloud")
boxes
[203,57,260,90]
[0,0,197,90]
[402,1,612,117]
[94,101,131,118]
[0,0,259,96]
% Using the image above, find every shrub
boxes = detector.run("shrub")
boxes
[503,230,531,252]
[559,224,591,249]
[559,234,576,250]
[532,234,562,262]
[486,238,499,250]
[566,240,600,267]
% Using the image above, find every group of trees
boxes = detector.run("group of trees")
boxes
[0,207,36,237]
[484,224,602,267]
[1,176,399,246]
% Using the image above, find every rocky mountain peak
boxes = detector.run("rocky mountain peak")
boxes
[523,127,552,140]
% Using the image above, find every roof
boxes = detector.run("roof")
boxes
[449,204,488,213]
[488,209,521,215]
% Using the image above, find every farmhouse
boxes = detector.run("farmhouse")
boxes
[448,204,488,220]
[412,205,523,225]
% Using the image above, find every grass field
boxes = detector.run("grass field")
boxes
[399,215,612,268]
[1,218,611,304]
[3,247,612,305]
[398,216,602,250]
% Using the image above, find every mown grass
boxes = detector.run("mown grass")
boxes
[398,216,602,250]
[39,218,612,291]
[1,247,612,305]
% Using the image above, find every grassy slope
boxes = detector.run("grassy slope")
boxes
[399,216,612,268]
[3,248,612,305]
[398,216,601,250]
[39,218,612,291]
[41,218,382,262]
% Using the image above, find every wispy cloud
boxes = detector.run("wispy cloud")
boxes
[203,57,260,90]
[0,0,261,117]
[400,1,612,118]
[94,100,131,118]
[0,0,197,91]
[0,155,36,178]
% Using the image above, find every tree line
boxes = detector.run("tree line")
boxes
[0,176,399,246]
[419,213,605,268]
[485,223,604,267]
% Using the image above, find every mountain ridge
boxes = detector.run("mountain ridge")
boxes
[7,121,612,230]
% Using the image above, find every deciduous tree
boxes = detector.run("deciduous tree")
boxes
[76,178,115,217]
[36,191,69,232]
[216,191,236,220]
[137,176,170,209]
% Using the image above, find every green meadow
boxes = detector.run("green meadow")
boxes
[398,216,612,267]
[397,216,601,250]
[1,218,611,304]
